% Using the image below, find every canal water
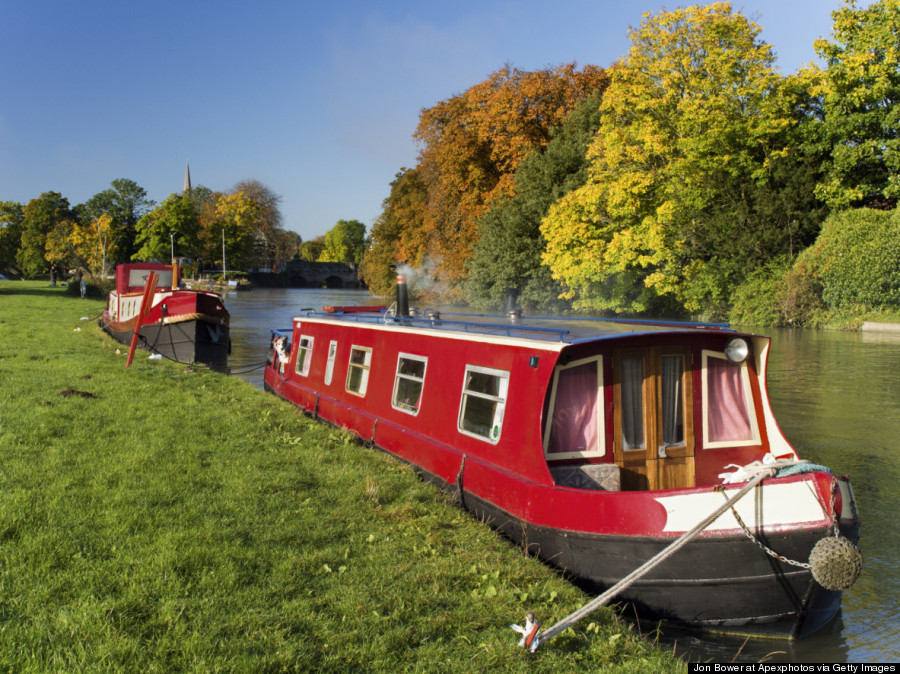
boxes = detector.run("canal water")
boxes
[225,287,899,664]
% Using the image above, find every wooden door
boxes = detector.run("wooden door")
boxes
[612,347,694,491]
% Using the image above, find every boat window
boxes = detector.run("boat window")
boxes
[620,356,646,450]
[295,335,314,377]
[128,269,173,288]
[661,354,685,447]
[324,340,338,385]
[701,350,760,448]
[346,346,372,396]
[458,365,509,444]
[543,357,605,459]
[392,353,427,415]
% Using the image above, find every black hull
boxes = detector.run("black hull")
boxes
[464,491,844,639]
[264,383,852,640]
[102,319,230,368]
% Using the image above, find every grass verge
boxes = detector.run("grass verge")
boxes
[0,281,685,672]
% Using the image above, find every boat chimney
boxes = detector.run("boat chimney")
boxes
[396,275,410,318]
[505,287,522,323]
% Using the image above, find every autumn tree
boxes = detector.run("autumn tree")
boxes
[465,92,605,312]
[541,4,811,315]
[44,219,83,271]
[814,0,900,209]
[78,213,119,277]
[412,63,610,292]
[360,168,428,296]
[230,179,284,267]
[205,191,263,269]
[17,192,75,278]
[0,201,24,274]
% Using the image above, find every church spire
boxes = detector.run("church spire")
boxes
[183,160,192,194]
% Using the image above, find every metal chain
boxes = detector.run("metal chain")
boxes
[830,478,840,538]
[716,485,811,569]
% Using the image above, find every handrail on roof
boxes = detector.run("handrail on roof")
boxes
[439,311,731,331]
[295,310,571,340]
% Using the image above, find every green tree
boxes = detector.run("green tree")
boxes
[17,192,74,278]
[0,201,25,274]
[541,3,802,314]
[814,0,900,209]
[133,193,201,262]
[299,236,325,262]
[271,229,301,268]
[81,179,153,264]
[318,219,367,264]
[465,92,605,312]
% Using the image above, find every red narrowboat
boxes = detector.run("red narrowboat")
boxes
[262,287,860,639]
[101,263,230,368]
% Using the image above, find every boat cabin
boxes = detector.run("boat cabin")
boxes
[266,308,791,494]
[115,262,177,294]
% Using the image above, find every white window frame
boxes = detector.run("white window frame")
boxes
[391,353,428,415]
[324,340,338,385]
[701,349,761,449]
[543,356,605,460]
[457,364,510,445]
[294,335,315,377]
[345,345,373,397]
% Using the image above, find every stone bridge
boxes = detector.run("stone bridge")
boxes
[248,260,363,288]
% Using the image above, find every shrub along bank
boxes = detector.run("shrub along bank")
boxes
[728,207,900,329]
[0,282,684,672]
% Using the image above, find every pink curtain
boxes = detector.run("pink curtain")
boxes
[548,362,599,454]
[706,357,753,443]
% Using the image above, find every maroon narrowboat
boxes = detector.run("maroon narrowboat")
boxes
[101,263,230,368]
[262,285,860,639]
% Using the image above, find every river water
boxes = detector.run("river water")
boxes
[224,287,899,664]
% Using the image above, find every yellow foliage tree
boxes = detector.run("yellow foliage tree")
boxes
[541,3,795,313]
[79,213,118,277]
[46,213,119,278]
[198,191,261,270]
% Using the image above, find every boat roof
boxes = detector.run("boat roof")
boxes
[281,307,736,346]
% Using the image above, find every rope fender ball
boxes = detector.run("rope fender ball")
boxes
[809,536,863,591]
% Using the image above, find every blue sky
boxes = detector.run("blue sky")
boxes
[1,0,844,242]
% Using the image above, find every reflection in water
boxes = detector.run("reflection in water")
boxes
[226,291,899,663]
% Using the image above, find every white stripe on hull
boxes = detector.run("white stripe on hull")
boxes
[656,479,826,533]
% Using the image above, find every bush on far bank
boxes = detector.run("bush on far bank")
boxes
[729,207,900,328]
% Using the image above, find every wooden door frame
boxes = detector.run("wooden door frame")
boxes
[612,346,695,491]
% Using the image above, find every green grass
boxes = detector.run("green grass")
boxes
[0,281,685,672]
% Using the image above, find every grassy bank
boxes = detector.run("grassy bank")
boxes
[0,282,684,672]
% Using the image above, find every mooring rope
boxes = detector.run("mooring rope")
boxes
[516,469,774,651]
